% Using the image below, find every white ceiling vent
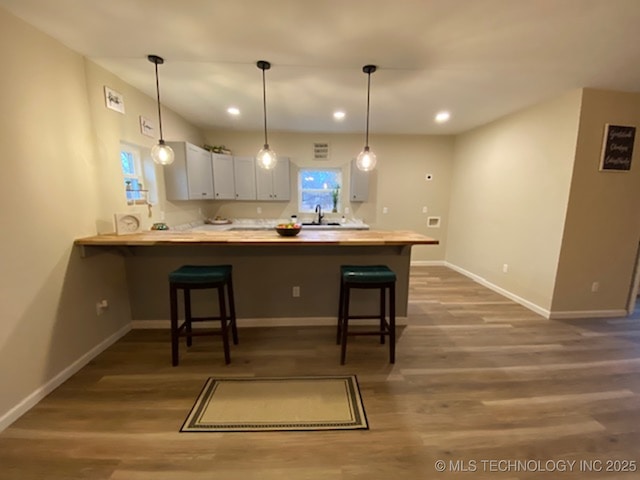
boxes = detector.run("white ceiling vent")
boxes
[313,142,330,161]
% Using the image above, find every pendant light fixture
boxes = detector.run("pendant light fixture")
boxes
[148,54,174,166]
[256,60,277,170]
[356,64,377,172]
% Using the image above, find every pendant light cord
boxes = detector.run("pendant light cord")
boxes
[154,60,164,141]
[262,67,268,146]
[365,70,371,148]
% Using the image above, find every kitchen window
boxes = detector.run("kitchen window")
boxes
[120,143,158,205]
[298,168,342,213]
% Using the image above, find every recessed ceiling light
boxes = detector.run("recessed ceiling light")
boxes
[333,111,346,120]
[435,111,450,123]
[227,107,240,116]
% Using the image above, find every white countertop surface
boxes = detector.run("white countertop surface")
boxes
[188,219,370,232]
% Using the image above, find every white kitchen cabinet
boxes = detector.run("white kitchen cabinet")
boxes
[233,156,257,200]
[164,142,213,200]
[349,158,369,202]
[211,153,236,200]
[256,157,290,201]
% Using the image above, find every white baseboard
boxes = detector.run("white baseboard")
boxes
[132,316,410,329]
[548,309,628,320]
[444,261,552,319]
[0,324,132,433]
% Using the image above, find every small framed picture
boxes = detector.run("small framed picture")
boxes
[139,116,155,137]
[599,124,635,171]
[104,86,125,114]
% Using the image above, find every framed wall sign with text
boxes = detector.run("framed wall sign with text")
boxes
[599,124,636,171]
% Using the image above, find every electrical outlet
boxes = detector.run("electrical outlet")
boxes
[591,281,600,293]
[160,211,165,221]
[422,206,428,214]
[383,207,388,214]
[257,207,262,214]
[502,264,509,273]
[344,207,350,214]
[292,286,300,297]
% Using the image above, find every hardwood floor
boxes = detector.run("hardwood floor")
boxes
[1,266,639,479]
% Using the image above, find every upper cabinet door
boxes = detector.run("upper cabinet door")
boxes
[271,157,291,201]
[186,144,214,200]
[233,156,257,200]
[349,158,369,202]
[255,160,274,200]
[212,154,236,200]
[255,157,291,201]
[164,141,214,200]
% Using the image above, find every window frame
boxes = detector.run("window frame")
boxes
[120,144,147,205]
[297,167,342,213]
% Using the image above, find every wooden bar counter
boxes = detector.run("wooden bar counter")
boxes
[75,229,438,320]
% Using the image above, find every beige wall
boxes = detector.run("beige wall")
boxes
[551,89,640,314]
[0,8,203,428]
[446,90,583,311]
[203,130,454,261]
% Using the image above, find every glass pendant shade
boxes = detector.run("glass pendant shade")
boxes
[356,146,377,172]
[257,144,277,170]
[151,140,175,166]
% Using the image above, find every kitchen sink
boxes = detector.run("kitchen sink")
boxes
[302,222,341,226]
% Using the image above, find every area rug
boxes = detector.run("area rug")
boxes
[181,375,368,432]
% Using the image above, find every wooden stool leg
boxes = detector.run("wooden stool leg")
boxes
[227,276,239,345]
[184,288,193,347]
[218,286,231,365]
[170,284,179,366]
[390,283,396,364]
[380,286,386,344]
[336,280,345,344]
[340,285,350,365]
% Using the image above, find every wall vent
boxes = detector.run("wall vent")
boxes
[313,142,330,161]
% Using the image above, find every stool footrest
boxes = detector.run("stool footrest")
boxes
[345,314,388,320]
[183,316,228,323]
[347,331,391,337]
[178,328,226,337]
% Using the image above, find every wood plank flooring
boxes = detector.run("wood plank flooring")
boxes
[1,266,639,479]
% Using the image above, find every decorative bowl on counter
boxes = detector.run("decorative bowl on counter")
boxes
[275,223,302,237]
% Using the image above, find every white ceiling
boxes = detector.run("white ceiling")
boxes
[2,0,640,135]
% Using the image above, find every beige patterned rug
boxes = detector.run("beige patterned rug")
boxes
[181,375,368,432]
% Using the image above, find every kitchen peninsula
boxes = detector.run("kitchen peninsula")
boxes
[75,229,438,320]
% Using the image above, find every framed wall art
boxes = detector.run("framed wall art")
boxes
[139,116,154,137]
[599,124,635,171]
[104,86,125,114]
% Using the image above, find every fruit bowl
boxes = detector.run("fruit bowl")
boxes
[275,223,302,237]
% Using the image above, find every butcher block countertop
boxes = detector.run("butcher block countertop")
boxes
[75,229,439,247]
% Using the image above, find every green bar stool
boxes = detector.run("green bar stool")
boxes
[336,265,397,364]
[169,265,238,366]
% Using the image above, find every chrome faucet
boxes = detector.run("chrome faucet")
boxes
[314,204,324,225]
